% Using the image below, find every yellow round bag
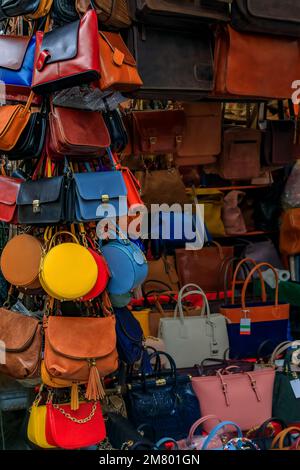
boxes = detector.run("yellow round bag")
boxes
[40,231,98,301]
[27,398,56,449]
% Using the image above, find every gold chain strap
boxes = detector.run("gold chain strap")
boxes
[52,402,97,424]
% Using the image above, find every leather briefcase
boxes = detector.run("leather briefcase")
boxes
[132,110,186,155]
[32,10,100,94]
[129,0,230,28]
[126,24,214,99]
[0,308,42,379]
[218,127,261,180]
[177,103,222,164]
[231,1,300,38]
[49,102,111,157]
[214,25,300,99]
[0,175,22,224]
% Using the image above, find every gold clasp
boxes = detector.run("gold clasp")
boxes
[156,378,166,387]
[32,199,41,213]
[101,194,110,203]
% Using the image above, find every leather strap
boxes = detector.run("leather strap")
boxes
[231,257,267,304]
[241,262,279,310]
[188,415,220,444]
[270,340,300,366]
[271,426,300,450]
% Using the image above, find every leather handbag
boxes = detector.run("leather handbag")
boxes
[76,0,132,28]
[103,110,128,153]
[46,400,106,449]
[105,413,154,450]
[159,284,229,368]
[260,119,296,167]
[0,35,36,91]
[49,102,111,157]
[175,242,234,292]
[218,127,261,180]
[0,175,22,223]
[0,92,34,152]
[101,226,148,295]
[246,418,287,451]
[7,108,47,161]
[115,306,152,373]
[17,176,67,225]
[126,25,214,100]
[192,367,275,432]
[214,25,300,99]
[176,103,222,165]
[1,234,42,290]
[280,209,300,255]
[73,170,127,222]
[28,400,56,449]
[136,168,190,209]
[43,313,118,400]
[52,0,79,26]
[231,1,300,37]
[80,236,110,302]
[132,309,151,338]
[192,189,225,237]
[132,110,186,155]
[40,231,98,301]
[222,191,247,235]
[0,0,43,18]
[125,351,201,440]
[271,426,300,450]
[0,308,42,379]
[129,0,230,27]
[220,262,290,359]
[32,9,101,94]
[98,31,143,92]
[144,256,179,293]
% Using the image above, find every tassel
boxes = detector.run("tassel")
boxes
[85,360,105,401]
[71,383,79,411]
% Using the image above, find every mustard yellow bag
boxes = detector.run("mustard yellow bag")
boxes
[27,398,56,449]
[192,189,225,237]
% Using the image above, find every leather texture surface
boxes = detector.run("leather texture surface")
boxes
[76,0,131,28]
[262,120,296,166]
[41,19,80,64]
[7,110,46,161]
[0,175,21,223]
[0,35,35,89]
[280,208,300,255]
[0,308,42,379]
[0,0,40,18]
[0,104,32,152]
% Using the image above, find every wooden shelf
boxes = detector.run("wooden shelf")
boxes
[215,231,276,238]
[187,184,271,193]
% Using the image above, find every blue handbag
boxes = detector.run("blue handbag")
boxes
[115,306,152,373]
[101,225,148,295]
[0,35,36,88]
[201,421,243,450]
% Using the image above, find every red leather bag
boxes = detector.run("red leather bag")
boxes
[46,401,106,449]
[32,10,100,94]
[0,175,22,224]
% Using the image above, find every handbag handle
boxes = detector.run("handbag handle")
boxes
[216,370,263,407]
[220,365,243,374]
[231,258,267,305]
[175,284,210,322]
[255,418,287,439]
[270,341,295,365]
[241,263,278,310]
[154,438,179,450]
[188,415,220,444]
[271,426,300,450]
[48,231,80,251]
[174,290,206,318]
[202,421,243,450]
[222,256,251,305]
[148,351,177,381]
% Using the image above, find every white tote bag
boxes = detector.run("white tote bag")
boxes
[159,284,229,368]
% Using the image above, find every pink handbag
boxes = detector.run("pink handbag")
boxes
[177,415,222,450]
[192,367,275,432]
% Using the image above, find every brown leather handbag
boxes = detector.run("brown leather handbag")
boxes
[98,31,143,92]
[43,314,118,401]
[49,102,111,157]
[218,127,261,180]
[132,110,186,155]
[0,234,43,290]
[176,103,222,165]
[0,308,42,379]
[0,92,34,152]
[222,190,247,235]
[214,25,300,99]
[144,256,179,293]
[76,0,131,28]
[175,242,234,293]
[280,209,300,255]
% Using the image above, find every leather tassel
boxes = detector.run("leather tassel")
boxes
[86,361,105,401]
[71,383,79,411]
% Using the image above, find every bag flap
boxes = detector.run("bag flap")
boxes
[0,176,21,206]
[17,176,64,206]
[115,307,143,344]
[41,19,80,65]
[74,172,127,201]
[99,31,136,66]
[0,308,39,352]
[182,102,222,118]
[133,110,186,139]
[246,0,300,24]
[0,35,32,71]
[0,105,24,136]
[46,316,116,359]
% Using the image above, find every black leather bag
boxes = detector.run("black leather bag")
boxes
[17,176,72,225]
[129,0,230,28]
[0,0,40,19]
[126,24,214,99]
[6,110,47,161]
[246,418,287,450]
[52,0,79,27]
[105,413,154,450]
[124,351,200,441]
[103,109,128,153]
[231,0,300,37]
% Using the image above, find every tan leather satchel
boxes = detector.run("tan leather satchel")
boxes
[0,92,34,152]
[76,0,131,28]
[0,308,42,379]
[176,103,222,166]
[43,314,118,401]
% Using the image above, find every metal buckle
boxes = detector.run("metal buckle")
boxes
[149,136,157,145]
[32,200,41,213]
[101,194,110,203]
[156,378,166,387]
